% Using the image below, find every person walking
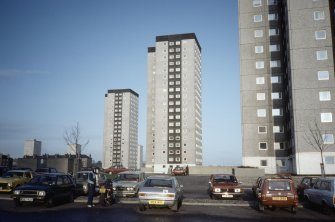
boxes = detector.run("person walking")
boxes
[87,171,96,207]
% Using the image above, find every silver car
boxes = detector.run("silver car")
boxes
[113,171,145,197]
[138,175,183,212]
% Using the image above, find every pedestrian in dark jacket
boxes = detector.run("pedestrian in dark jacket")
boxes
[87,171,96,207]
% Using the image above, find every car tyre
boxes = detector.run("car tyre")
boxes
[322,203,330,215]
[45,198,54,208]
[14,199,22,207]
[258,202,265,212]
[291,206,297,214]
[138,204,146,211]
[68,193,74,203]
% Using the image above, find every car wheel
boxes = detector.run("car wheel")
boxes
[322,203,330,215]
[68,193,74,203]
[14,199,22,207]
[138,204,146,211]
[258,202,265,212]
[291,206,297,214]
[45,198,54,208]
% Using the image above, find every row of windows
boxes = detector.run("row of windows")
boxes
[253,14,278,22]
[258,142,286,150]
[258,125,284,133]
[255,44,280,53]
[254,29,280,38]
[255,60,281,69]
[252,0,277,7]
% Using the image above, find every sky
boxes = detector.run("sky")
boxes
[0,0,241,166]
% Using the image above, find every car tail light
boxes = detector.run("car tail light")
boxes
[138,193,145,197]
[166,194,175,198]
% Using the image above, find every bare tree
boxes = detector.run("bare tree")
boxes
[304,120,330,177]
[63,122,89,174]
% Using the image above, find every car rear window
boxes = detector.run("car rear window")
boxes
[118,174,139,181]
[268,180,291,191]
[213,175,237,183]
[144,179,173,188]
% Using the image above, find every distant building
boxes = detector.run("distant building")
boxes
[238,0,335,174]
[0,154,13,168]
[67,144,82,155]
[137,144,143,170]
[146,33,203,173]
[24,139,41,156]
[102,89,139,169]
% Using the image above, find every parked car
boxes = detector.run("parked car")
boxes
[171,166,187,176]
[297,176,319,198]
[11,173,75,207]
[138,175,183,212]
[35,168,58,175]
[113,171,145,197]
[0,170,34,193]
[258,177,298,213]
[74,170,99,195]
[304,177,335,214]
[208,174,243,199]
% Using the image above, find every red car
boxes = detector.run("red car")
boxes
[172,166,187,176]
[208,174,244,199]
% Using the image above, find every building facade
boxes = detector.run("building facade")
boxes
[102,89,139,169]
[239,0,335,174]
[146,33,203,173]
[24,139,42,156]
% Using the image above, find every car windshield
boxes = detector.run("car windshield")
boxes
[35,169,48,173]
[117,174,139,181]
[174,167,183,170]
[144,179,173,188]
[3,171,24,178]
[213,175,237,183]
[30,175,57,185]
[268,181,291,191]
[76,173,89,180]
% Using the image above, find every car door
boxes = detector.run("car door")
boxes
[309,180,322,204]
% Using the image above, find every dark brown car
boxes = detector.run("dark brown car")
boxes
[296,176,319,198]
[208,174,243,199]
[172,166,187,176]
[258,177,298,213]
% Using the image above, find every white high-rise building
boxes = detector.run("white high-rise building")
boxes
[102,89,139,169]
[24,139,41,156]
[146,33,203,173]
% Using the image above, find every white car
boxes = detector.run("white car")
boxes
[138,175,183,212]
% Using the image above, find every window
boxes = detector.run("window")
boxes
[325,156,335,164]
[257,93,266,100]
[267,0,277,5]
[274,142,285,150]
[270,60,281,68]
[256,61,264,69]
[276,160,286,167]
[257,109,266,117]
[254,30,264,38]
[318,71,329,80]
[273,125,284,133]
[169,150,174,154]
[314,11,325,20]
[254,15,263,22]
[269,28,279,36]
[268,13,278,21]
[176,150,181,154]
[259,142,267,150]
[256,77,265,84]
[321,112,332,122]
[322,134,334,144]
[253,0,262,7]
[272,108,283,116]
[315,30,326,40]
[316,50,328,60]
[271,76,281,83]
[269,44,280,52]
[260,160,268,166]
[255,45,264,53]
[271,92,282,100]
[319,91,331,101]
[258,126,267,133]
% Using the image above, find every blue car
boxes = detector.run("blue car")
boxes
[304,177,335,214]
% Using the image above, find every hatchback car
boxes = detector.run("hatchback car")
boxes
[208,174,243,199]
[0,170,34,193]
[12,173,75,207]
[138,175,183,212]
[113,171,145,197]
[258,177,298,213]
[296,176,319,199]
[304,177,335,214]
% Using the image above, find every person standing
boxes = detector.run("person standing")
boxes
[87,171,96,207]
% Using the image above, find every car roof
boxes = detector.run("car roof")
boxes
[118,171,143,175]
[146,175,175,180]
[7,170,32,173]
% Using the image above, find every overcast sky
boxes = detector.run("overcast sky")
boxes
[0,0,241,166]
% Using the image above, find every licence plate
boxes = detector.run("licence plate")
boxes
[20,197,33,202]
[222,194,233,198]
[272,196,287,201]
[149,200,165,205]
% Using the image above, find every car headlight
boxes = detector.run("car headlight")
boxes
[8,182,12,187]
[13,190,20,195]
[127,187,134,191]
[234,188,241,193]
[38,191,46,196]
[113,187,116,190]
[214,188,221,192]
[83,185,87,190]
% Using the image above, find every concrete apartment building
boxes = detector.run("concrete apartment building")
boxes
[102,89,139,170]
[239,0,335,174]
[146,33,203,173]
[24,139,42,156]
